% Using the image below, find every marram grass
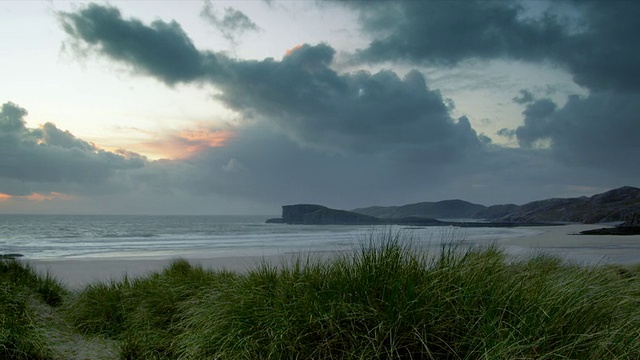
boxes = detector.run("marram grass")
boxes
[1,259,66,360]
[66,231,640,359]
[3,231,640,359]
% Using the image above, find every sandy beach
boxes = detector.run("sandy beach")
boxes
[27,224,640,288]
[27,254,286,289]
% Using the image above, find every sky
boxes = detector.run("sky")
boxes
[1,0,639,215]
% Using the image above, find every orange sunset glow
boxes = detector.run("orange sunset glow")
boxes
[130,128,235,160]
[0,192,71,202]
[180,129,232,148]
[285,44,303,56]
[175,128,234,158]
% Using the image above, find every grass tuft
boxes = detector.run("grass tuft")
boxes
[1,259,63,359]
[0,259,67,307]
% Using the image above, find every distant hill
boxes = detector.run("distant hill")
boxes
[353,199,486,219]
[489,186,640,224]
[352,186,640,224]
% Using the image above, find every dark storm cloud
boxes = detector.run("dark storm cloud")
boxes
[58,4,225,85]
[347,0,640,92]
[496,128,516,140]
[60,5,482,157]
[339,0,639,178]
[515,92,640,175]
[217,45,482,154]
[200,1,260,44]
[558,1,640,92]
[512,89,534,104]
[349,1,562,65]
[515,98,557,148]
[0,102,145,194]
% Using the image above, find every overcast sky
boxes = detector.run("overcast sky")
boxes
[1,0,639,215]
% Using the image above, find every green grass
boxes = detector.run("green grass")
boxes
[0,259,67,308]
[1,259,67,359]
[4,231,640,359]
[64,231,640,359]
[65,258,237,359]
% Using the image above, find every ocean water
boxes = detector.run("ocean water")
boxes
[0,215,540,260]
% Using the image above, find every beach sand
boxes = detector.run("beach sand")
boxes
[28,224,640,288]
[28,255,283,289]
[27,252,344,289]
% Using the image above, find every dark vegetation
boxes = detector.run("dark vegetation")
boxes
[1,259,67,359]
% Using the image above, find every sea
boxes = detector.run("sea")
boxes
[0,215,541,260]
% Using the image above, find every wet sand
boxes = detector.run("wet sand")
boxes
[27,224,640,288]
[499,224,640,265]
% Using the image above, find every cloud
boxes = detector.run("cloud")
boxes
[177,124,481,208]
[496,128,516,140]
[177,120,632,208]
[515,98,557,148]
[348,1,561,65]
[346,0,640,92]
[334,0,640,179]
[200,1,260,44]
[515,92,640,175]
[59,5,483,159]
[512,89,534,104]
[216,46,482,156]
[221,158,247,174]
[556,1,640,92]
[0,102,145,195]
[58,4,223,85]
